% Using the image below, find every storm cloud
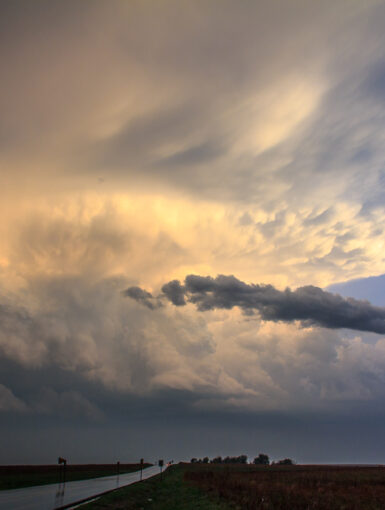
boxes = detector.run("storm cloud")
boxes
[122,286,162,310]
[3,0,385,465]
[126,274,385,334]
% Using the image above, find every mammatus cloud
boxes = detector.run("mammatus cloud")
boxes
[125,274,385,334]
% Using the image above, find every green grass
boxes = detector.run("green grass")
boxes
[0,464,148,491]
[82,464,233,510]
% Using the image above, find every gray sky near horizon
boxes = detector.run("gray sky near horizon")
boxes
[2,0,385,464]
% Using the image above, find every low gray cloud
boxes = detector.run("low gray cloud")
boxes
[0,384,28,413]
[32,387,104,421]
[126,274,385,334]
[161,280,187,306]
[122,286,162,310]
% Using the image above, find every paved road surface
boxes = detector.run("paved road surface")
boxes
[0,465,161,510]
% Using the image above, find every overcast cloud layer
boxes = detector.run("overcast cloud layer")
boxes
[2,0,385,463]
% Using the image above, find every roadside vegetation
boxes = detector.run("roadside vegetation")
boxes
[0,463,150,491]
[83,462,385,510]
[82,464,232,510]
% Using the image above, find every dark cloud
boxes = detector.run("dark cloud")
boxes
[122,286,162,310]
[128,274,385,334]
[161,280,186,306]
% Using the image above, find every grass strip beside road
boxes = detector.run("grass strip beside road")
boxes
[82,464,232,510]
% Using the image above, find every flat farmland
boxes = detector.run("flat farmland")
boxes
[184,463,385,510]
[0,463,150,491]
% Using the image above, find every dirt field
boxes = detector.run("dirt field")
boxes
[184,463,385,510]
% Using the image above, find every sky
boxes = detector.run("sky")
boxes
[2,0,385,465]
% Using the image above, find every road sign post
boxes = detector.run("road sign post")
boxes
[158,459,164,481]
[58,457,67,484]
[140,458,144,481]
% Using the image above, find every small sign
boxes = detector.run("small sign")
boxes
[158,459,164,467]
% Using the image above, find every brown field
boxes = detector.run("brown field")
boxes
[183,463,385,510]
[0,463,150,491]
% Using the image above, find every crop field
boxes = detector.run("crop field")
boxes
[0,463,150,491]
[184,463,385,510]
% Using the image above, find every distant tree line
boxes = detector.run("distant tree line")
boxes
[190,454,294,466]
[272,458,295,466]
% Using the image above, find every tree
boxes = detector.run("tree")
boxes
[277,458,294,465]
[203,456,209,464]
[190,458,197,463]
[253,453,270,465]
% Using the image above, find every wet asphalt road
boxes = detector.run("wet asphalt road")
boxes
[0,465,161,510]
